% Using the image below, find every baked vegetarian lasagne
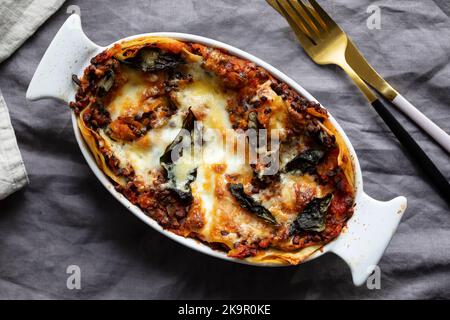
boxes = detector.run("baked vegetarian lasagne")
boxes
[70,37,355,264]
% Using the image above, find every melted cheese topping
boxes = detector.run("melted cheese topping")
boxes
[99,111,185,185]
[107,66,151,120]
[83,47,352,265]
[102,58,316,235]
[101,60,248,191]
[171,62,252,236]
[174,62,232,130]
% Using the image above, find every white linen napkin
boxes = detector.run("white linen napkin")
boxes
[0,0,65,200]
[0,92,28,200]
[0,0,65,63]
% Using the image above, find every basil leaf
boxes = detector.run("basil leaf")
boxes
[166,168,197,204]
[291,193,333,233]
[285,148,326,173]
[160,109,197,204]
[120,48,181,72]
[228,183,277,225]
[160,109,196,165]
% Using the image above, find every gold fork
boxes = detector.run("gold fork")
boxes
[269,0,450,155]
[269,0,449,199]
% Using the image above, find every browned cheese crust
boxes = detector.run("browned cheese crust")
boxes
[70,37,355,264]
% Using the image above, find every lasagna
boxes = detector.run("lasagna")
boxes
[70,37,355,264]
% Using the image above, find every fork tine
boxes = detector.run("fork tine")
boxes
[306,0,338,28]
[269,0,313,39]
[280,0,319,41]
[276,0,316,46]
[286,0,321,39]
[295,0,327,34]
[303,2,328,31]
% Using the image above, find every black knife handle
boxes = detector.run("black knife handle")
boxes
[371,99,450,201]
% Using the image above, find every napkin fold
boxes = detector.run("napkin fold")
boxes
[0,0,65,200]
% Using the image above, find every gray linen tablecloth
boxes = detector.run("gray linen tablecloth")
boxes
[0,0,449,299]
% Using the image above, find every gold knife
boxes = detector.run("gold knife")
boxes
[268,0,450,154]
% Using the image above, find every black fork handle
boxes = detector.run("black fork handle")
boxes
[371,99,450,201]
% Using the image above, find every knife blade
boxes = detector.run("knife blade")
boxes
[345,39,398,101]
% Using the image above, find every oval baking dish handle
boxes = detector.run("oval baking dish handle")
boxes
[330,192,407,286]
[26,14,103,103]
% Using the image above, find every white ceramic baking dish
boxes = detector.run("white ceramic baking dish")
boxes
[26,14,407,286]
